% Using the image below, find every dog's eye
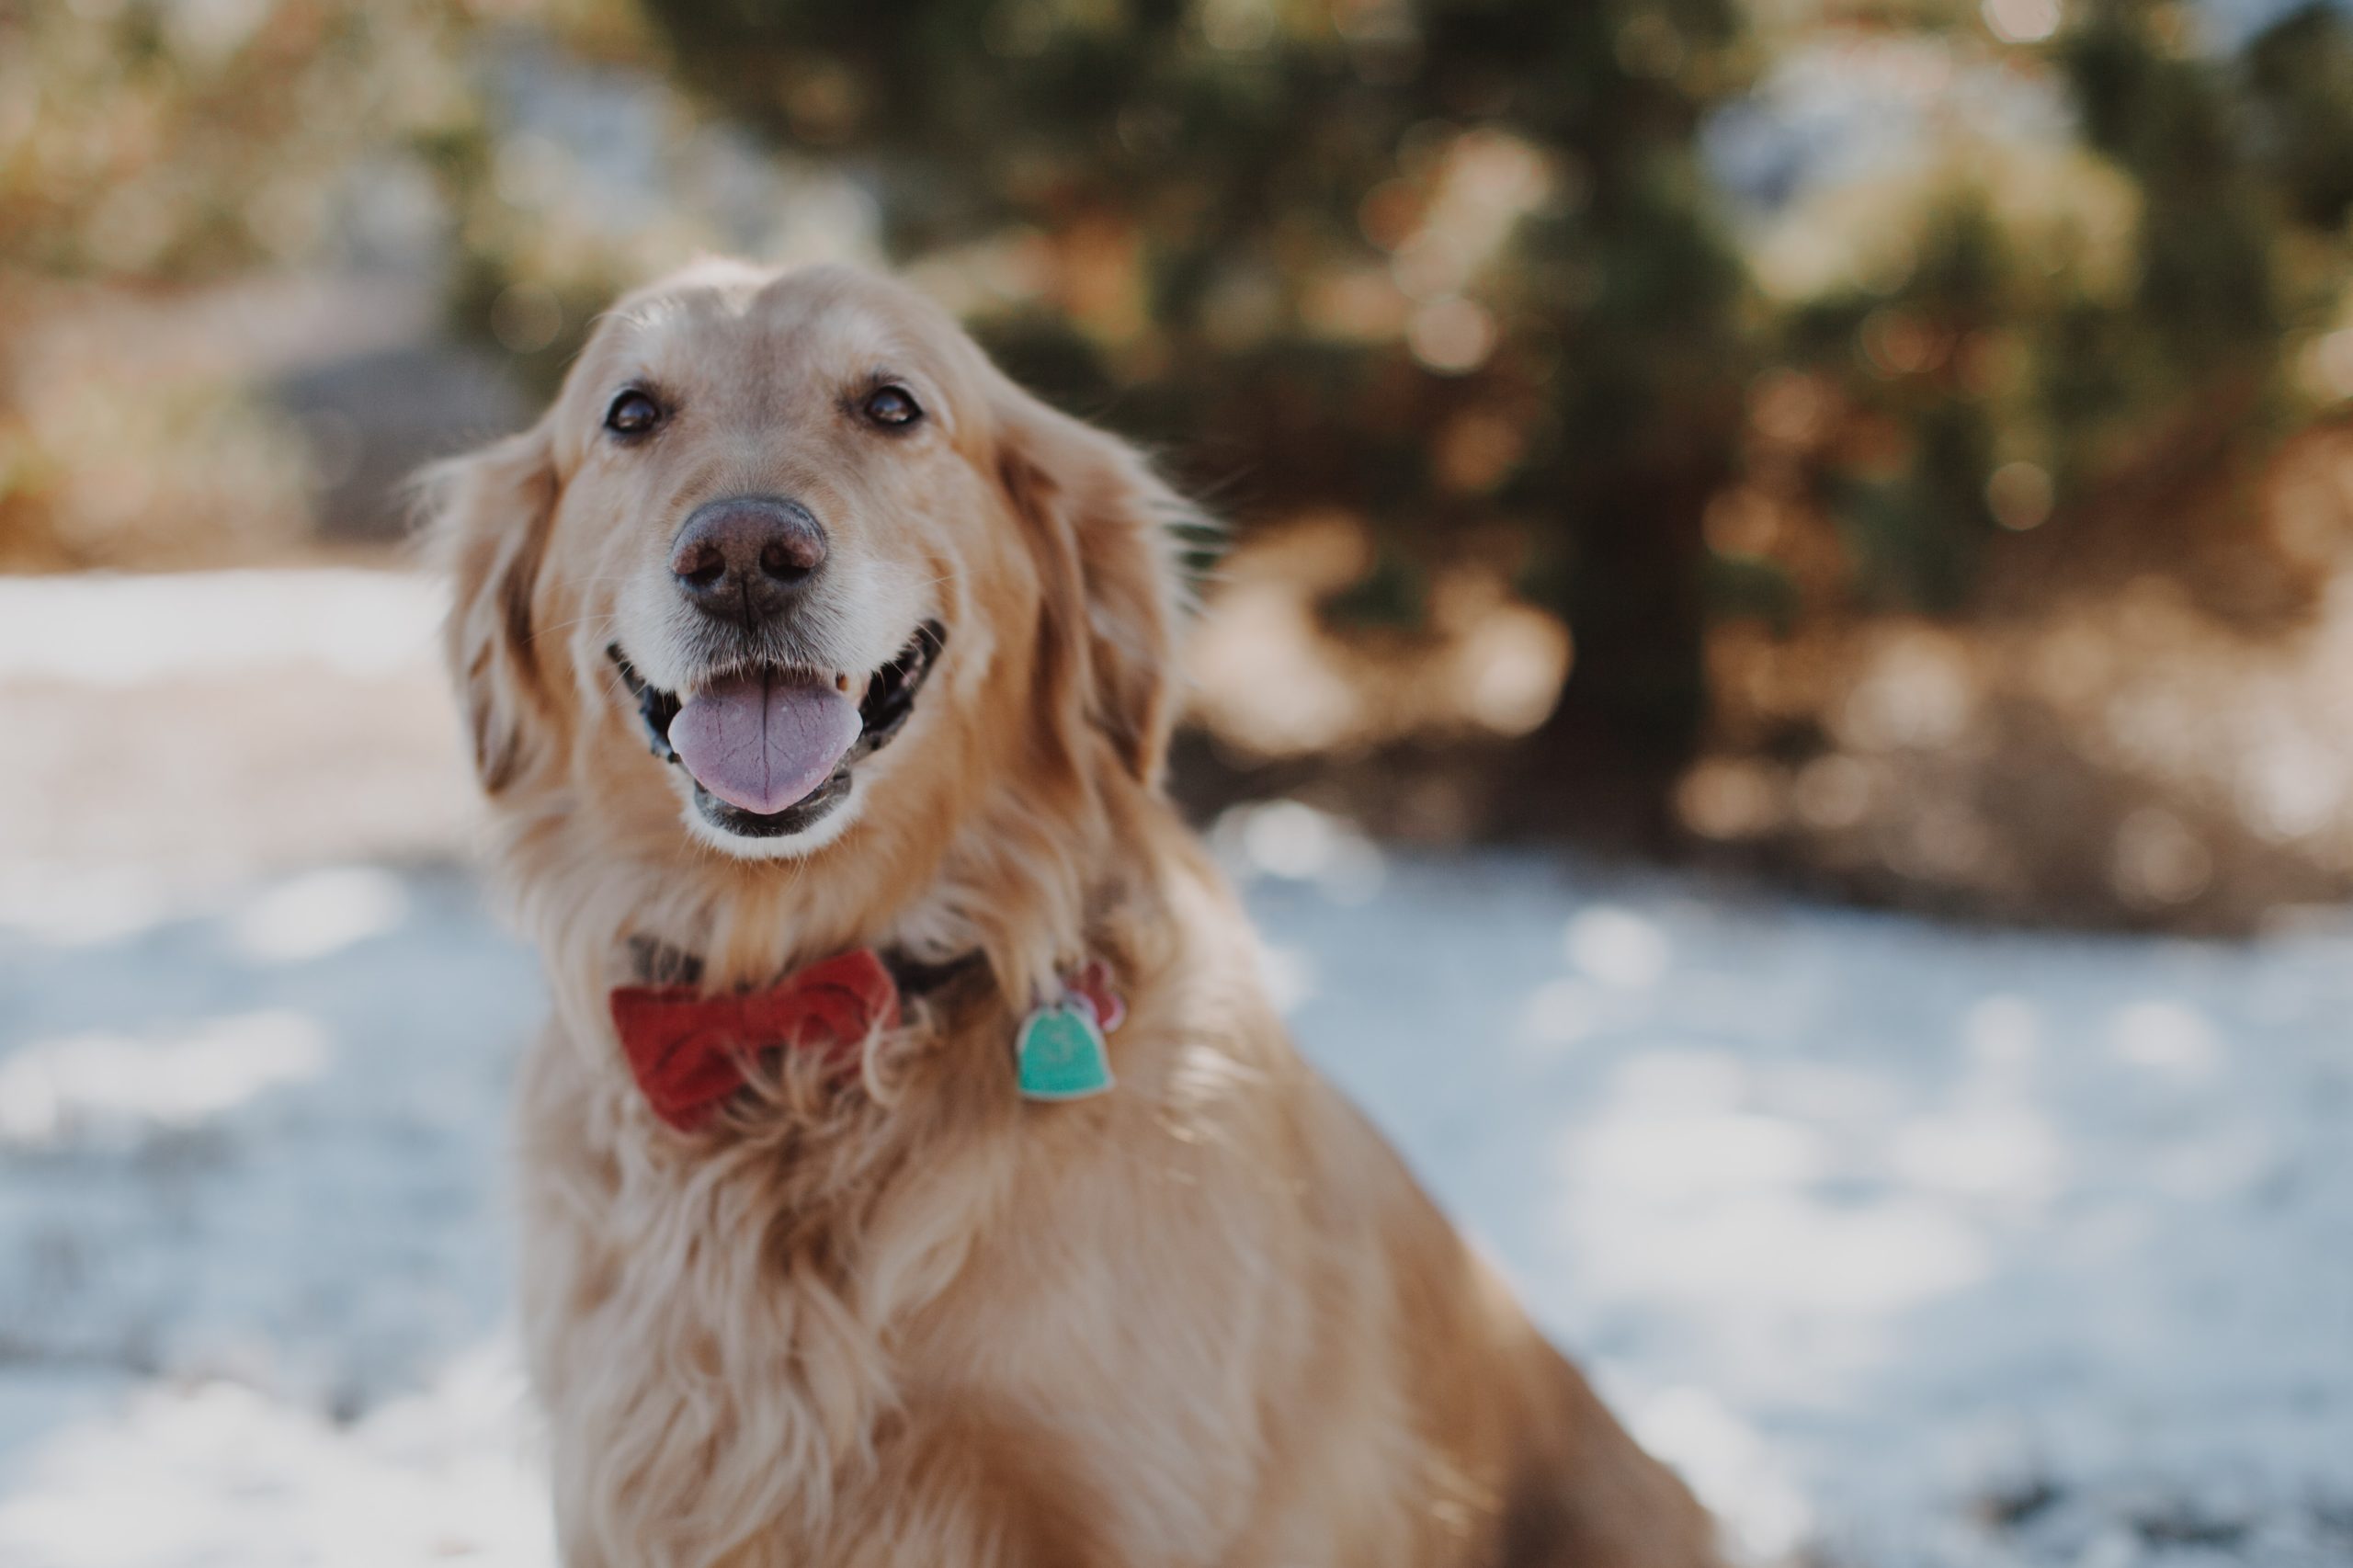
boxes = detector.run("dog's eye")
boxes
[605,389,665,437]
[861,385,922,429]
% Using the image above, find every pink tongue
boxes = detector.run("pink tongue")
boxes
[669,673,863,815]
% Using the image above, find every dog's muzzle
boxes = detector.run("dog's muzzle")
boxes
[609,620,945,839]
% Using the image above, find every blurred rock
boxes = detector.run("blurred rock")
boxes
[274,345,526,543]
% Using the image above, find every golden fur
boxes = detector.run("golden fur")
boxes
[431,259,1723,1568]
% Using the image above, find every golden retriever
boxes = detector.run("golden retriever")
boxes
[431,258,1722,1568]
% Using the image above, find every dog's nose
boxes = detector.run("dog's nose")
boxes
[668,495,829,625]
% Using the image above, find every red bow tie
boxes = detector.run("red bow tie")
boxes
[609,949,903,1131]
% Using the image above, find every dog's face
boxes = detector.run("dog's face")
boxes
[438,262,1183,911]
[551,261,996,858]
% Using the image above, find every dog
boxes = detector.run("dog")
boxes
[430,258,1723,1568]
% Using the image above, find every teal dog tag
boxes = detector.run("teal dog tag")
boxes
[1016,1003,1115,1101]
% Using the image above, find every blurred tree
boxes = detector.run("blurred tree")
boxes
[1668,1,2353,929]
[0,0,652,567]
[1752,1,2353,643]
[0,0,487,567]
[638,0,1756,786]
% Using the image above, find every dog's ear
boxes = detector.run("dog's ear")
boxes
[424,426,559,794]
[995,397,1192,787]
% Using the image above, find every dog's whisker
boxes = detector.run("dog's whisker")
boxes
[531,610,620,644]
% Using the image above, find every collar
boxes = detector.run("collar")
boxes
[609,946,985,1131]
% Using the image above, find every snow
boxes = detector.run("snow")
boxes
[1225,816,2353,1566]
[0,572,443,687]
[0,865,551,1567]
[0,572,2347,1565]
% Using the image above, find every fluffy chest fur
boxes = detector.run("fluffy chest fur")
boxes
[510,913,1423,1568]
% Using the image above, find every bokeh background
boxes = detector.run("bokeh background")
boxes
[3,1,2351,1563]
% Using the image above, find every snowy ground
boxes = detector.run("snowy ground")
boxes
[0,573,2347,1566]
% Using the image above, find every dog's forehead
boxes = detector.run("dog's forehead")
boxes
[608,272,916,385]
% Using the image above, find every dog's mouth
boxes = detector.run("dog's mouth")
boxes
[609,621,944,840]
